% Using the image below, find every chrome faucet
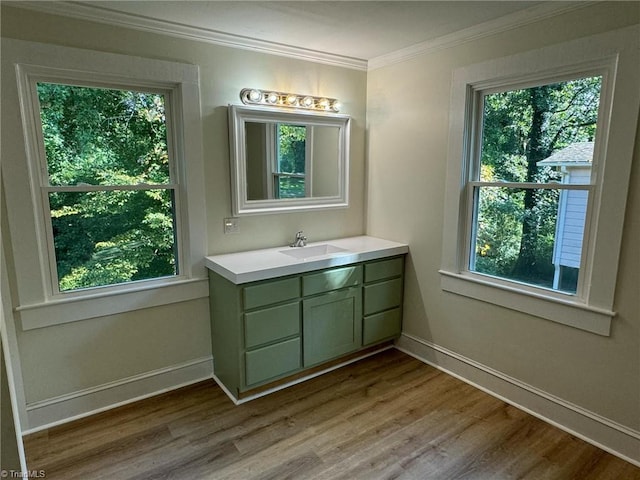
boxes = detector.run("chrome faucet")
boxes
[290,231,307,247]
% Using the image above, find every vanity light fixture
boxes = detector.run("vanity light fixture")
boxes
[240,88,341,112]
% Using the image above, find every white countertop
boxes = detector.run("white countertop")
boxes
[205,235,409,284]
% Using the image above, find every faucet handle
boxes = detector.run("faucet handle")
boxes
[290,230,307,247]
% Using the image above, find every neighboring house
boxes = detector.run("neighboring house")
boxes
[538,142,593,292]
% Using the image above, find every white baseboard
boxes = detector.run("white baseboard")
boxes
[214,344,395,405]
[22,345,393,435]
[395,333,640,467]
[23,356,213,435]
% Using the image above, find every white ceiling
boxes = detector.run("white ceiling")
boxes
[18,1,582,69]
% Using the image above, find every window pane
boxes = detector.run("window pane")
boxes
[49,189,177,291]
[473,75,601,295]
[480,77,601,183]
[277,124,306,174]
[37,83,170,186]
[275,176,306,199]
[471,186,587,294]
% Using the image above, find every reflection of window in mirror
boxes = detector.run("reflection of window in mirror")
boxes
[274,124,309,199]
[243,117,342,204]
[246,122,313,200]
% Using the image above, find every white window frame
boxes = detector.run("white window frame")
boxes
[270,124,312,199]
[5,40,207,329]
[440,27,639,336]
[27,77,185,296]
[464,71,605,301]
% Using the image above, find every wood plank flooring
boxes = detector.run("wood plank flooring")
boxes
[24,349,640,479]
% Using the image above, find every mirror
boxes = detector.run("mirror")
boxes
[228,104,350,215]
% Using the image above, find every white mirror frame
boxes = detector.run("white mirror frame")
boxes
[228,104,350,215]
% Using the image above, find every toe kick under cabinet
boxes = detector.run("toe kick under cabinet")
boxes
[208,255,405,401]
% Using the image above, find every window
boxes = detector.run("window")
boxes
[440,28,640,336]
[273,124,309,199]
[7,40,207,329]
[245,122,312,201]
[469,76,601,295]
[36,82,180,293]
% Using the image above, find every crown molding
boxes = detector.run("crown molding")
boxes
[11,1,368,71]
[367,2,595,71]
[12,1,595,73]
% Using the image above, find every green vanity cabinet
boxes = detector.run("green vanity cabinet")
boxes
[362,256,405,346]
[208,255,404,400]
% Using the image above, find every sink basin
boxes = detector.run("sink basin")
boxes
[280,244,349,260]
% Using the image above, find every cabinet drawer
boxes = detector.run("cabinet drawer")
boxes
[243,277,299,310]
[244,301,300,349]
[363,278,403,315]
[303,265,362,296]
[245,337,301,386]
[364,257,404,283]
[363,308,402,346]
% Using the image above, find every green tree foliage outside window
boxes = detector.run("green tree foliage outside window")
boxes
[472,76,601,292]
[275,124,306,198]
[37,82,178,292]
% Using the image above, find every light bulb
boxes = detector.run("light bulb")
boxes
[318,98,330,109]
[286,94,298,105]
[302,96,314,108]
[266,92,278,104]
[331,101,341,112]
[248,89,262,102]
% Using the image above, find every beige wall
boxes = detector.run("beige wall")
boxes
[367,2,640,431]
[0,5,366,414]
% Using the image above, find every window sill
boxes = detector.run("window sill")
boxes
[439,270,613,336]
[15,277,209,330]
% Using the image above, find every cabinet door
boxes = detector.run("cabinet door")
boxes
[303,287,362,367]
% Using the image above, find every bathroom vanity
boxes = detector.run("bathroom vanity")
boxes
[205,236,408,402]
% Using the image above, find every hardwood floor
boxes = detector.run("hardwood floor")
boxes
[24,349,640,479]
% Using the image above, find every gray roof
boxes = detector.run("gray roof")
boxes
[537,142,594,167]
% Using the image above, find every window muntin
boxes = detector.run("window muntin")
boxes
[467,76,602,295]
[35,82,180,293]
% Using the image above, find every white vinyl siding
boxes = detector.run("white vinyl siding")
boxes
[555,168,590,269]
